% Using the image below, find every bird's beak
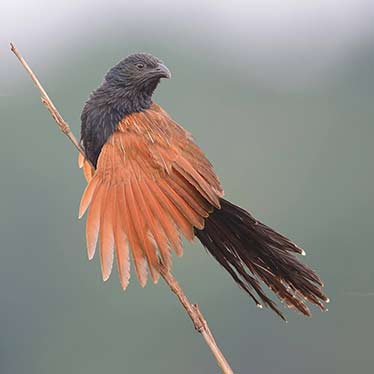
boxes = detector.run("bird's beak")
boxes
[153,63,171,79]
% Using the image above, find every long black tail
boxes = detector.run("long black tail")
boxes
[195,198,328,319]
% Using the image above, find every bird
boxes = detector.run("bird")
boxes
[78,52,328,319]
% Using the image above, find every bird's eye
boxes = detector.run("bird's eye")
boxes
[136,63,145,69]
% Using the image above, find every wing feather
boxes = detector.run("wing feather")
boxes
[79,175,100,219]
[174,157,221,208]
[158,178,205,229]
[121,183,148,287]
[146,180,194,241]
[99,184,115,281]
[168,172,211,217]
[139,180,183,257]
[86,183,106,260]
[79,103,223,287]
[114,184,132,288]
[126,175,160,283]
[131,176,172,268]
[78,153,95,182]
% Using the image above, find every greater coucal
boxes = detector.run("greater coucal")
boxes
[79,53,328,319]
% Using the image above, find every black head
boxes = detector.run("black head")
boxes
[81,53,171,167]
[105,53,171,95]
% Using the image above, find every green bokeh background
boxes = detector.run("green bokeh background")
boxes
[1,1,373,373]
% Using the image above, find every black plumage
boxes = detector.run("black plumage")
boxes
[195,199,328,319]
[81,53,170,167]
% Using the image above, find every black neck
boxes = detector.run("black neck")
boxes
[80,81,155,167]
[101,81,154,113]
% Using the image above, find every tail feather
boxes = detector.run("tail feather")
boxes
[195,198,328,320]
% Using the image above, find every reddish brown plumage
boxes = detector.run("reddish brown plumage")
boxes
[79,102,328,318]
[80,103,223,286]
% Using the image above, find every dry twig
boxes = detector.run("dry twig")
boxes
[10,42,234,374]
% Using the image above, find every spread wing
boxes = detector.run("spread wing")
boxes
[79,104,223,288]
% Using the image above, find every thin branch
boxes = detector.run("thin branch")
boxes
[160,263,234,373]
[10,42,234,374]
[10,42,89,165]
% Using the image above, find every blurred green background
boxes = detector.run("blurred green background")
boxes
[1,1,373,373]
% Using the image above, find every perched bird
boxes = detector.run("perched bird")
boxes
[79,53,328,319]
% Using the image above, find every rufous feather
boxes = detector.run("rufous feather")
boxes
[126,178,160,283]
[86,183,106,260]
[113,206,131,290]
[131,176,172,268]
[79,176,100,219]
[139,180,184,257]
[99,186,115,281]
[121,183,148,287]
